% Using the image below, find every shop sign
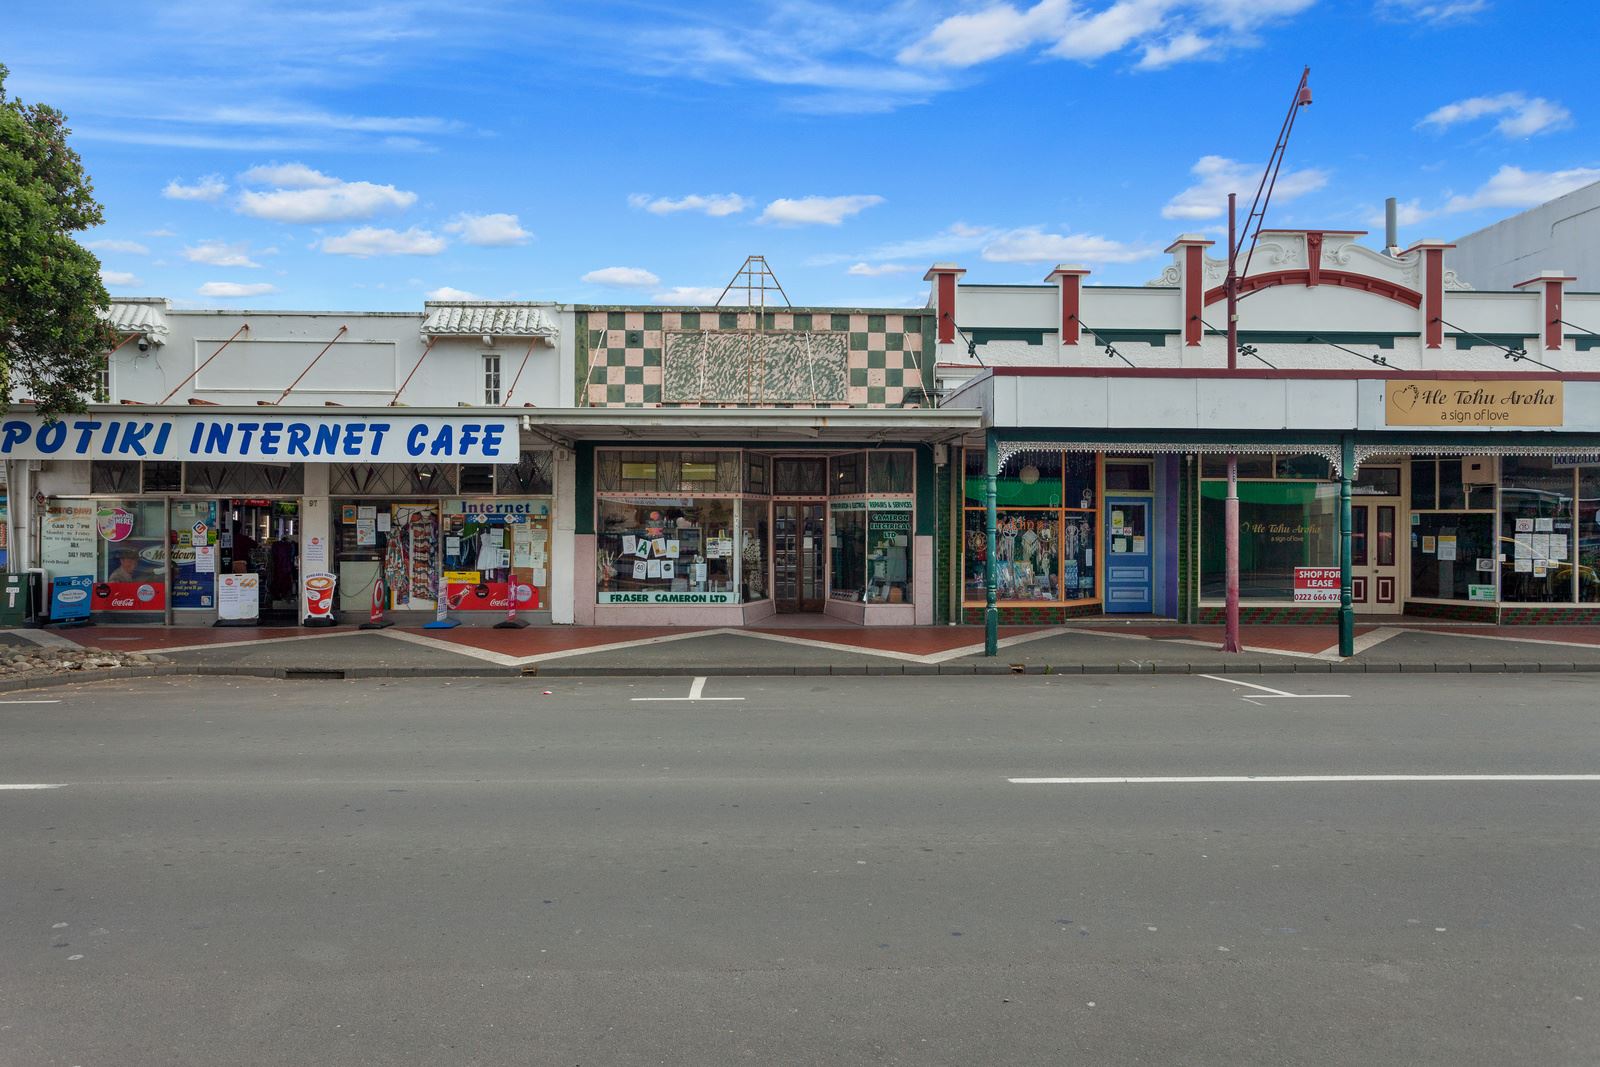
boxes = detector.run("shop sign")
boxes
[50,575,93,621]
[445,499,550,519]
[0,414,519,462]
[1384,382,1563,427]
[598,591,738,605]
[446,580,538,612]
[96,506,135,542]
[830,499,913,512]
[1468,584,1496,602]
[1292,566,1341,603]
[303,572,337,619]
[218,573,260,622]
[95,581,166,612]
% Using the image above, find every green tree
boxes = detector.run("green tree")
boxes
[0,62,114,417]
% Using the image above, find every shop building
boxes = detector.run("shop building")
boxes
[556,305,978,626]
[930,230,1600,624]
[5,299,575,625]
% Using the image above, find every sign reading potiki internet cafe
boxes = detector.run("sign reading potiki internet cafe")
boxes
[1385,382,1563,427]
[0,414,519,462]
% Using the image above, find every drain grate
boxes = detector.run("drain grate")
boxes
[284,668,346,680]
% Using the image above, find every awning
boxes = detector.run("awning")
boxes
[521,406,981,447]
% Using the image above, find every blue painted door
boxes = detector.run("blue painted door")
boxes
[1105,497,1153,613]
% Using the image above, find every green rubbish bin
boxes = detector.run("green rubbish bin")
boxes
[0,573,32,628]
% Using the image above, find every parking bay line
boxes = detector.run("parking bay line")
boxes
[0,783,66,790]
[0,700,63,705]
[1197,674,1349,700]
[1010,774,1600,785]
[630,676,745,702]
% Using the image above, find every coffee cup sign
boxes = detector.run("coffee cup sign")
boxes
[303,572,337,620]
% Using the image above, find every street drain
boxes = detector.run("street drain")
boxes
[284,668,345,680]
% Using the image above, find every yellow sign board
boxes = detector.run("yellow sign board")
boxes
[1385,381,1563,427]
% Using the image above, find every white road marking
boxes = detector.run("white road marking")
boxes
[1009,774,1600,785]
[1197,674,1349,699]
[0,783,66,790]
[630,676,745,702]
[0,700,63,704]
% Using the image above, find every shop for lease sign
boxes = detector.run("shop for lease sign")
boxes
[0,414,519,462]
[1384,382,1563,427]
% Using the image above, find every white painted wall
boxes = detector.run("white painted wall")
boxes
[1451,180,1600,291]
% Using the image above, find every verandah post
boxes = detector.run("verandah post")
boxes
[1339,435,1355,657]
[984,430,999,657]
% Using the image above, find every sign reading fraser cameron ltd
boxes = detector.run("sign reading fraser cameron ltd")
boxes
[1385,381,1563,427]
[0,414,519,462]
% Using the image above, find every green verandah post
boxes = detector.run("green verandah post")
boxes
[985,430,999,656]
[1339,434,1355,657]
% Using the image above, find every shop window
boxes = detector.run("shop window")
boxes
[773,458,825,496]
[1201,454,1275,479]
[1200,480,1340,600]
[459,464,496,494]
[330,463,456,496]
[1353,467,1401,496]
[1410,459,1437,509]
[830,506,867,600]
[961,448,1098,604]
[141,462,183,493]
[831,452,863,496]
[90,461,140,494]
[1276,454,1332,480]
[596,498,738,603]
[598,450,741,494]
[96,365,111,403]
[1499,456,1576,603]
[830,501,913,604]
[1412,513,1496,601]
[968,450,1066,508]
[743,454,769,495]
[184,463,304,495]
[867,451,914,494]
[496,451,554,495]
[483,354,502,405]
[42,498,168,612]
[1580,468,1600,603]
[1104,460,1152,492]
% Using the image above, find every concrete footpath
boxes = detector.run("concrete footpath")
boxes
[4,618,1600,688]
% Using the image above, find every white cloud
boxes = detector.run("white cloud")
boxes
[85,238,151,255]
[1162,154,1328,220]
[239,162,340,188]
[980,227,1157,264]
[425,286,480,301]
[443,212,531,247]
[1442,165,1600,213]
[99,269,141,287]
[847,262,916,277]
[583,266,662,288]
[163,175,227,201]
[1418,92,1571,138]
[651,286,736,305]
[628,193,749,217]
[182,240,261,268]
[759,194,884,226]
[197,281,277,298]
[900,0,1313,70]
[1135,31,1214,69]
[1377,0,1488,23]
[236,168,416,223]
[320,226,447,257]
[865,222,999,261]
[898,0,1070,66]
[144,229,177,238]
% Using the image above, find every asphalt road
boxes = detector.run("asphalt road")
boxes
[2,674,1597,1066]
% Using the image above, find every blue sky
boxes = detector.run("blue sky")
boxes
[7,0,1596,309]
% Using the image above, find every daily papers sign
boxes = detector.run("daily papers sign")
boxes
[0,414,519,462]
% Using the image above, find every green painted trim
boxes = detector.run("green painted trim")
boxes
[1452,333,1532,350]
[1572,336,1600,351]
[575,442,595,533]
[1215,331,1410,349]
[920,312,936,398]
[574,312,591,406]
[1090,329,1172,347]
[915,443,935,536]
[968,327,1056,346]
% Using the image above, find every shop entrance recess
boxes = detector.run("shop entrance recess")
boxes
[222,499,301,622]
[1349,465,1403,615]
[1104,497,1153,613]
[773,502,825,612]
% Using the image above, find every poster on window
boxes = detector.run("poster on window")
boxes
[440,499,550,612]
[41,501,97,580]
[218,572,260,622]
[169,501,217,609]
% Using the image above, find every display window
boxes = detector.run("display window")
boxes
[1409,458,1497,603]
[1580,468,1600,604]
[41,498,168,612]
[442,499,551,613]
[167,500,219,609]
[1200,459,1340,601]
[962,449,1097,604]
[1499,456,1584,604]
[597,498,738,604]
[333,500,440,612]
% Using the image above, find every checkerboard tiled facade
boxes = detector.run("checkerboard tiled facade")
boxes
[577,309,932,408]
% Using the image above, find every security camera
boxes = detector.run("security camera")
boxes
[137,339,150,353]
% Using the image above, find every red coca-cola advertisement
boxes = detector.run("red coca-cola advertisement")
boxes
[444,580,539,612]
[93,581,167,611]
